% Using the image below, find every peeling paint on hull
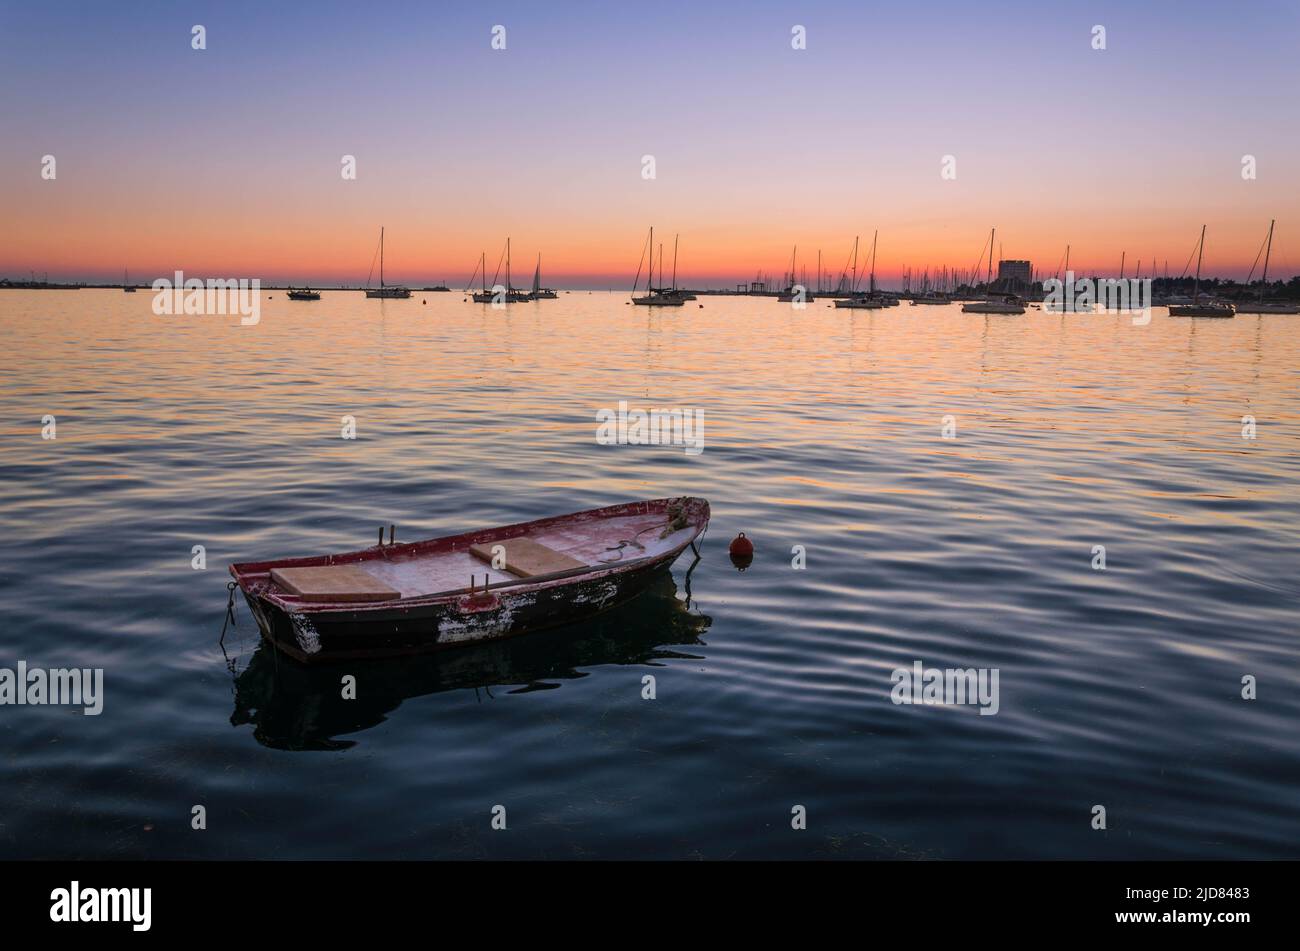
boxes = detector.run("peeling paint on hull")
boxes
[244,558,675,664]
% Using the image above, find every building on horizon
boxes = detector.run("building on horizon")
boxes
[998,260,1032,286]
[991,259,1033,294]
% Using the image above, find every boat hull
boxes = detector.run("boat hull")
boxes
[632,296,685,306]
[1168,304,1234,318]
[471,292,531,303]
[230,497,710,664]
[240,555,676,663]
[962,302,1026,314]
[1236,303,1299,314]
[365,288,411,299]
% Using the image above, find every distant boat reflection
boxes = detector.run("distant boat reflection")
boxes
[228,570,711,750]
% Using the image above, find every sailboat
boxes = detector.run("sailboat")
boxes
[836,232,896,308]
[867,237,899,306]
[632,227,686,306]
[911,276,949,305]
[364,228,412,298]
[470,240,530,303]
[1044,244,1090,313]
[122,267,136,292]
[467,252,489,302]
[911,268,950,304]
[962,227,1025,314]
[1168,226,1233,317]
[287,286,321,301]
[834,235,884,309]
[664,235,695,300]
[1237,220,1299,314]
[528,254,558,299]
[777,246,816,302]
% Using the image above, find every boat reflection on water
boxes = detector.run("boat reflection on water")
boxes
[227,569,711,751]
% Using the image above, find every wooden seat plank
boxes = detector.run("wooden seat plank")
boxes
[468,537,587,578]
[271,564,401,602]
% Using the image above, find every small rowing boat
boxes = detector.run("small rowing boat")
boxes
[229,497,710,663]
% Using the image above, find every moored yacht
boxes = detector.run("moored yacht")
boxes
[963,296,1027,314]
[469,240,530,303]
[776,245,816,302]
[632,227,687,306]
[961,227,1026,314]
[1168,225,1234,317]
[1236,219,1299,313]
[1042,245,1092,313]
[528,254,558,299]
[364,228,412,298]
[833,232,888,309]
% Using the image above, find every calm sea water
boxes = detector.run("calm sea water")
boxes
[1,289,1297,859]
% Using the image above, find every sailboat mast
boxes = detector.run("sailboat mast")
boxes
[672,235,678,291]
[869,230,878,294]
[851,236,859,292]
[987,228,995,287]
[1261,219,1275,303]
[1194,224,1205,300]
[380,228,385,288]
[506,237,511,294]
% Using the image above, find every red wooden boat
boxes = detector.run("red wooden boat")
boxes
[229,497,710,663]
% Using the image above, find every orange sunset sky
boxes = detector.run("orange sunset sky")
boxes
[3,1,1298,286]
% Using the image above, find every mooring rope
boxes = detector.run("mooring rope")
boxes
[600,500,694,562]
[219,581,238,646]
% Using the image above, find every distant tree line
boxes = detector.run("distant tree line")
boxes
[950,276,1300,300]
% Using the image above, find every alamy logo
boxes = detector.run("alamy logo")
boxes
[0,662,103,715]
[1043,271,1151,325]
[151,270,261,325]
[50,881,151,931]
[595,400,704,456]
[890,660,1000,715]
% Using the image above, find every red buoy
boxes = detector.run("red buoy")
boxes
[729,532,754,571]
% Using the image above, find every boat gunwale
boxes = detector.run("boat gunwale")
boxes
[229,497,708,615]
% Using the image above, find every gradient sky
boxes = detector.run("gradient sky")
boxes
[2,0,1298,286]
